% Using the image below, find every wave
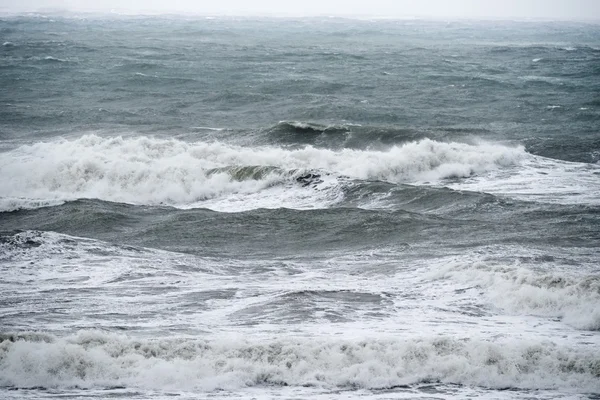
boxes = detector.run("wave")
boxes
[28,55,74,63]
[131,72,198,83]
[0,331,598,392]
[43,55,67,62]
[190,126,225,132]
[265,121,431,149]
[112,61,163,71]
[270,121,353,135]
[0,134,525,211]
[430,254,600,331]
[525,135,600,164]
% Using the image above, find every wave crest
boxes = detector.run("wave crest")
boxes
[431,257,600,331]
[0,134,525,211]
[0,331,598,391]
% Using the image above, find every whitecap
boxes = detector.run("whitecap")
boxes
[42,56,67,62]
[429,253,600,331]
[0,134,526,211]
[191,126,225,131]
[0,330,598,392]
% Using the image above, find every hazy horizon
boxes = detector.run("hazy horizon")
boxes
[1,0,599,21]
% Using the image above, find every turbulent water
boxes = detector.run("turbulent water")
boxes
[1,13,600,400]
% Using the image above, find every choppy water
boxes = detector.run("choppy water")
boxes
[1,13,599,400]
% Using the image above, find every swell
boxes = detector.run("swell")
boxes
[525,135,600,164]
[267,121,352,136]
[264,121,432,149]
[0,331,598,391]
[2,193,598,258]
[0,206,457,258]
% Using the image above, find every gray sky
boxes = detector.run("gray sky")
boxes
[1,0,599,20]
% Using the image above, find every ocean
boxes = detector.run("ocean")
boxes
[0,13,599,399]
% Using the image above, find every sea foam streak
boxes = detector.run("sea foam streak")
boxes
[0,134,525,211]
[1,331,598,392]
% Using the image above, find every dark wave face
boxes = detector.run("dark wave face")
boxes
[1,14,600,400]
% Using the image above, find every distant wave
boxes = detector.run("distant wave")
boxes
[43,56,66,62]
[22,55,74,63]
[131,72,198,83]
[271,120,353,135]
[0,330,598,392]
[112,61,161,71]
[519,75,570,87]
[265,121,429,149]
[191,126,225,131]
[0,134,526,211]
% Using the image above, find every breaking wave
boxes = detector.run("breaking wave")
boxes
[0,134,525,211]
[0,331,598,392]
[431,255,600,331]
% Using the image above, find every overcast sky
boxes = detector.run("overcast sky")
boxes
[1,0,599,20]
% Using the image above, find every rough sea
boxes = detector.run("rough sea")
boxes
[1,13,599,400]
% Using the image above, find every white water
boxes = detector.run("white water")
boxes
[427,249,600,332]
[1,330,599,392]
[2,134,597,212]
[2,231,599,398]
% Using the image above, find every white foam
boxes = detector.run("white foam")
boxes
[0,230,223,277]
[428,252,600,331]
[191,126,225,131]
[0,197,65,212]
[42,56,68,62]
[0,134,525,211]
[447,154,600,205]
[2,134,596,210]
[0,331,598,392]
[0,135,287,211]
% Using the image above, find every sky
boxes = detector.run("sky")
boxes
[1,0,599,20]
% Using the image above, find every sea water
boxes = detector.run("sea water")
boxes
[0,14,599,399]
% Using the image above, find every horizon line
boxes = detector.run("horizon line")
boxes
[1,7,599,23]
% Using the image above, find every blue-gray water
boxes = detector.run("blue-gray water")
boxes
[1,13,599,400]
